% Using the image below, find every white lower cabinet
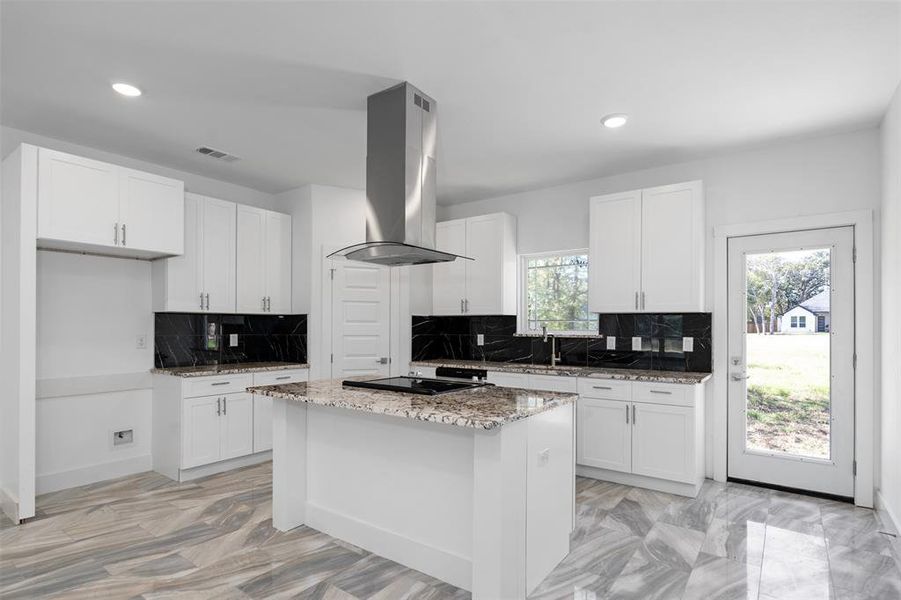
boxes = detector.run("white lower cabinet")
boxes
[631,402,694,483]
[153,369,307,480]
[577,398,632,473]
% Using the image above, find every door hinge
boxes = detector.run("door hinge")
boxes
[853,460,857,476]
[852,246,857,263]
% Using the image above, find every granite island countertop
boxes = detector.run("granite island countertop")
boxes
[151,362,309,377]
[411,359,711,385]
[247,377,577,430]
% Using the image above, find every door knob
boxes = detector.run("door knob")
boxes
[730,373,750,381]
[376,357,389,365]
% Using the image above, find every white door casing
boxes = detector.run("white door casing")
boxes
[727,227,854,497]
[329,260,391,378]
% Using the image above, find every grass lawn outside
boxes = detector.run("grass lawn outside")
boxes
[745,333,831,459]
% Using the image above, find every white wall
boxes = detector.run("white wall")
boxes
[879,84,901,527]
[436,127,883,478]
[1,126,274,208]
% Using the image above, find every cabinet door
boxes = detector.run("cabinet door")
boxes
[201,197,237,313]
[577,398,632,473]
[631,403,694,483]
[265,211,292,314]
[236,205,267,313]
[221,393,255,460]
[37,148,119,247]
[252,394,273,453]
[588,191,642,312]
[118,168,184,254]
[182,396,222,469]
[640,181,703,312]
[432,219,467,315]
[160,193,203,311]
[464,214,505,315]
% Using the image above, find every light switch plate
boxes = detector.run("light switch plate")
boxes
[632,336,642,351]
[476,334,484,346]
[606,336,616,350]
[683,337,694,352]
[538,448,550,466]
[135,334,146,350]
[229,334,239,347]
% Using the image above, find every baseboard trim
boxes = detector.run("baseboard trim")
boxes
[176,452,272,482]
[576,464,703,498]
[876,489,901,533]
[0,486,19,523]
[36,454,153,495]
[306,502,472,592]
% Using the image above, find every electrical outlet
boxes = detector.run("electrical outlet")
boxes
[229,333,239,347]
[538,448,550,466]
[476,334,484,346]
[632,336,642,351]
[113,429,133,446]
[135,334,146,349]
[606,336,616,350]
[683,337,694,352]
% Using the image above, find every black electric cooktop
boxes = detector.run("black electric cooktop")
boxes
[342,376,490,396]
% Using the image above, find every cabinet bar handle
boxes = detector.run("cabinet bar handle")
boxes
[114,223,119,245]
[461,299,465,314]
[275,375,291,380]
[205,293,210,310]
[211,381,230,386]
[267,297,271,312]
[626,405,629,424]
[592,385,612,390]
[216,398,222,416]
[223,397,227,415]
[632,404,636,424]
[121,224,126,246]
[641,291,645,310]
[634,291,638,310]
[200,293,205,310]
[649,389,672,395]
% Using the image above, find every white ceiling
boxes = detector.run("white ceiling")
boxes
[2,1,899,205]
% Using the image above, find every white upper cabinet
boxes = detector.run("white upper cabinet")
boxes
[588,181,704,313]
[236,205,292,314]
[152,193,236,313]
[432,212,516,315]
[36,147,184,258]
[588,191,642,312]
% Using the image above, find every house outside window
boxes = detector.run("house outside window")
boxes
[799,315,806,328]
[519,251,598,334]
[791,316,799,328]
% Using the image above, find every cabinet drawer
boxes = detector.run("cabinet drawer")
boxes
[252,369,308,386]
[633,382,692,407]
[183,373,252,398]
[578,378,632,401]
[529,374,578,393]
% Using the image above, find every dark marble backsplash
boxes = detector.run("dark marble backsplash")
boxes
[412,313,711,373]
[154,313,307,368]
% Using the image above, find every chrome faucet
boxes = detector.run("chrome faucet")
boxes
[542,325,561,367]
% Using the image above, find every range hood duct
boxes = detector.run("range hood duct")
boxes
[329,82,471,266]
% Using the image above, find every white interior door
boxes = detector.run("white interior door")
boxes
[330,261,391,378]
[727,227,854,497]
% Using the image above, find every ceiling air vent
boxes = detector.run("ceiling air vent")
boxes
[195,146,240,162]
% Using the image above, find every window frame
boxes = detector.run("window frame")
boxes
[517,249,598,336]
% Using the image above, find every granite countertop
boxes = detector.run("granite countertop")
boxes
[411,359,712,385]
[151,362,309,378]
[247,378,577,430]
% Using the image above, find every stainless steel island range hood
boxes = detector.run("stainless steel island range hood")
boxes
[328,82,471,266]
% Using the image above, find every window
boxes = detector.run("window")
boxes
[791,316,799,328]
[798,315,806,328]
[520,251,598,334]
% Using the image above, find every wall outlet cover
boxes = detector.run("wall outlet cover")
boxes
[476,334,484,346]
[135,334,146,349]
[632,336,642,351]
[683,337,694,352]
[229,333,239,347]
[606,336,616,350]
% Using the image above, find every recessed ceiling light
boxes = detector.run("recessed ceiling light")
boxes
[601,113,628,128]
[112,82,142,97]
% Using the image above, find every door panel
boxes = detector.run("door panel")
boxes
[640,181,702,312]
[577,398,632,473]
[202,198,237,313]
[118,168,184,254]
[221,393,254,460]
[464,214,503,314]
[265,211,292,313]
[236,206,266,313]
[163,193,203,311]
[588,192,642,312]
[433,219,467,315]
[632,403,694,483]
[182,396,221,469]
[727,227,854,497]
[37,148,119,246]
[330,262,391,377]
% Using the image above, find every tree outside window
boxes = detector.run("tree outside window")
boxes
[521,252,597,334]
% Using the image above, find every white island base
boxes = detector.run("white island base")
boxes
[271,398,575,599]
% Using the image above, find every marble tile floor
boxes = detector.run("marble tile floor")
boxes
[1,463,900,599]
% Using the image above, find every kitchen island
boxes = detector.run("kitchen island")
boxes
[247,378,577,599]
